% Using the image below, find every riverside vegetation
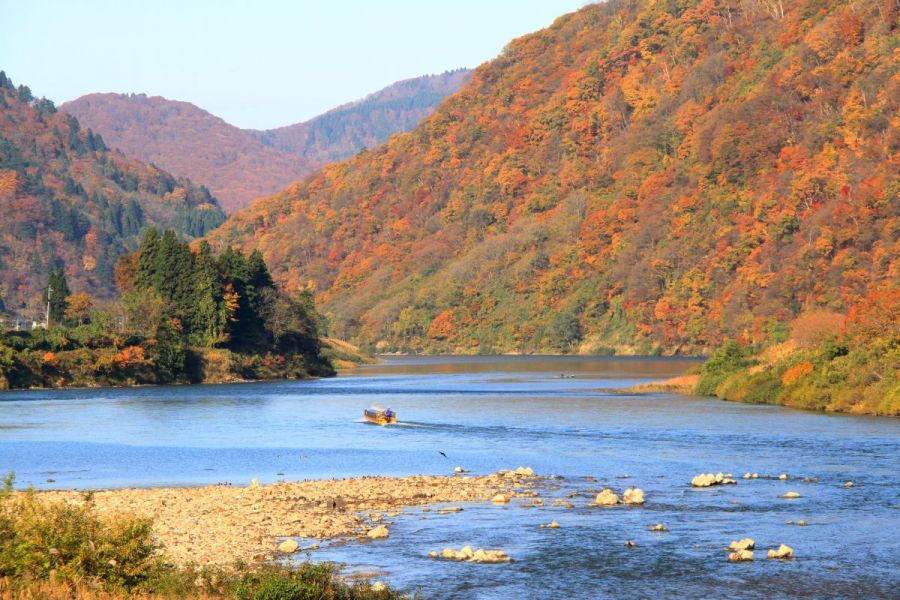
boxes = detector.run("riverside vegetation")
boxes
[0,228,334,390]
[0,475,401,599]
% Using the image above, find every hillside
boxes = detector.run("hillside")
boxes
[0,72,226,316]
[209,0,898,358]
[62,70,471,213]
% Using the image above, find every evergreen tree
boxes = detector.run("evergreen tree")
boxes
[134,228,161,290]
[192,240,226,346]
[43,269,70,326]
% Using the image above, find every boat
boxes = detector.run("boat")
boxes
[363,405,397,425]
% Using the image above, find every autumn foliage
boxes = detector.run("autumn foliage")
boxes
[0,72,226,314]
[209,0,898,356]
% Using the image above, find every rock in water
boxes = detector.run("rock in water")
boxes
[692,473,716,487]
[728,549,754,561]
[277,539,299,553]
[541,521,561,529]
[693,472,738,486]
[778,473,788,480]
[514,466,535,476]
[593,488,619,506]
[649,523,668,532]
[782,491,801,499]
[767,544,794,559]
[729,538,755,551]
[366,525,389,539]
[491,494,509,504]
[844,481,855,488]
[623,488,645,505]
[435,546,511,562]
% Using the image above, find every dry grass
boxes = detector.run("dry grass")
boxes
[627,374,699,394]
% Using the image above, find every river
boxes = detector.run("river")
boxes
[1,356,897,598]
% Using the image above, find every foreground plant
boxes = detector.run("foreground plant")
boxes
[0,473,404,599]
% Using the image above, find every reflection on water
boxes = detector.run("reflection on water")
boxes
[0,355,897,599]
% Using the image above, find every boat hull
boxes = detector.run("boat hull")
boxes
[363,411,397,425]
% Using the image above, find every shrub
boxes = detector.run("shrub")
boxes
[695,340,753,396]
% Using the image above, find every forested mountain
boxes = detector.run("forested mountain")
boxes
[252,69,473,165]
[0,72,226,316]
[62,70,471,213]
[210,0,898,356]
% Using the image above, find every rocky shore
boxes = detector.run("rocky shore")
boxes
[39,473,538,567]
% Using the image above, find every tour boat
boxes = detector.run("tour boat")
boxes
[363,406,397,425]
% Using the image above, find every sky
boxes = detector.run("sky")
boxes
[1,0,589,130]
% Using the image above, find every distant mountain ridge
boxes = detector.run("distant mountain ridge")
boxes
[62,70,471,212]
[0,71,226,314]
[251,69,473,164]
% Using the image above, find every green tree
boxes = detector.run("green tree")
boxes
[43,269,70,327]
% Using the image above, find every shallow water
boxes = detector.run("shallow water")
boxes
[1,356,898,599]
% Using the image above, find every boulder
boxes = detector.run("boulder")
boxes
[623,487,645,505]
[491,494,510,504]
[649,523,668,532]
[515,466,535,477]
[372,582,387,592]
[728,549,754,561]
[277,539,299,553]
[624,540,638,548]
[782,491,801,499]
[729,538,755,551]
[844,481,854,488]
[541,521,561,529]
[767,544,794,559]
[691,473,716,487]
[471,549,511,563]
[592,488,619,506]
[436,546,511,563]
[778,473,788,480]
[366,525,389,539]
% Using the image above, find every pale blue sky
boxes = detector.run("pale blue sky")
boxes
[1,0,589,129]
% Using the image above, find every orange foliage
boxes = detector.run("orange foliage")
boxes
[111,345,146,367]
[782,361,814,386]
[206,0,899,353]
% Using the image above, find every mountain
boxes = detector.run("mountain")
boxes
[251,69,473,164]
[0,72,226,315]
[61,70,472,213]
[208,0,898,357]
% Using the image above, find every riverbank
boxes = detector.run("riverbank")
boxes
[38,472,538,567]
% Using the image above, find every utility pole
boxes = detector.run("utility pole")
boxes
[45,283,52,329]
